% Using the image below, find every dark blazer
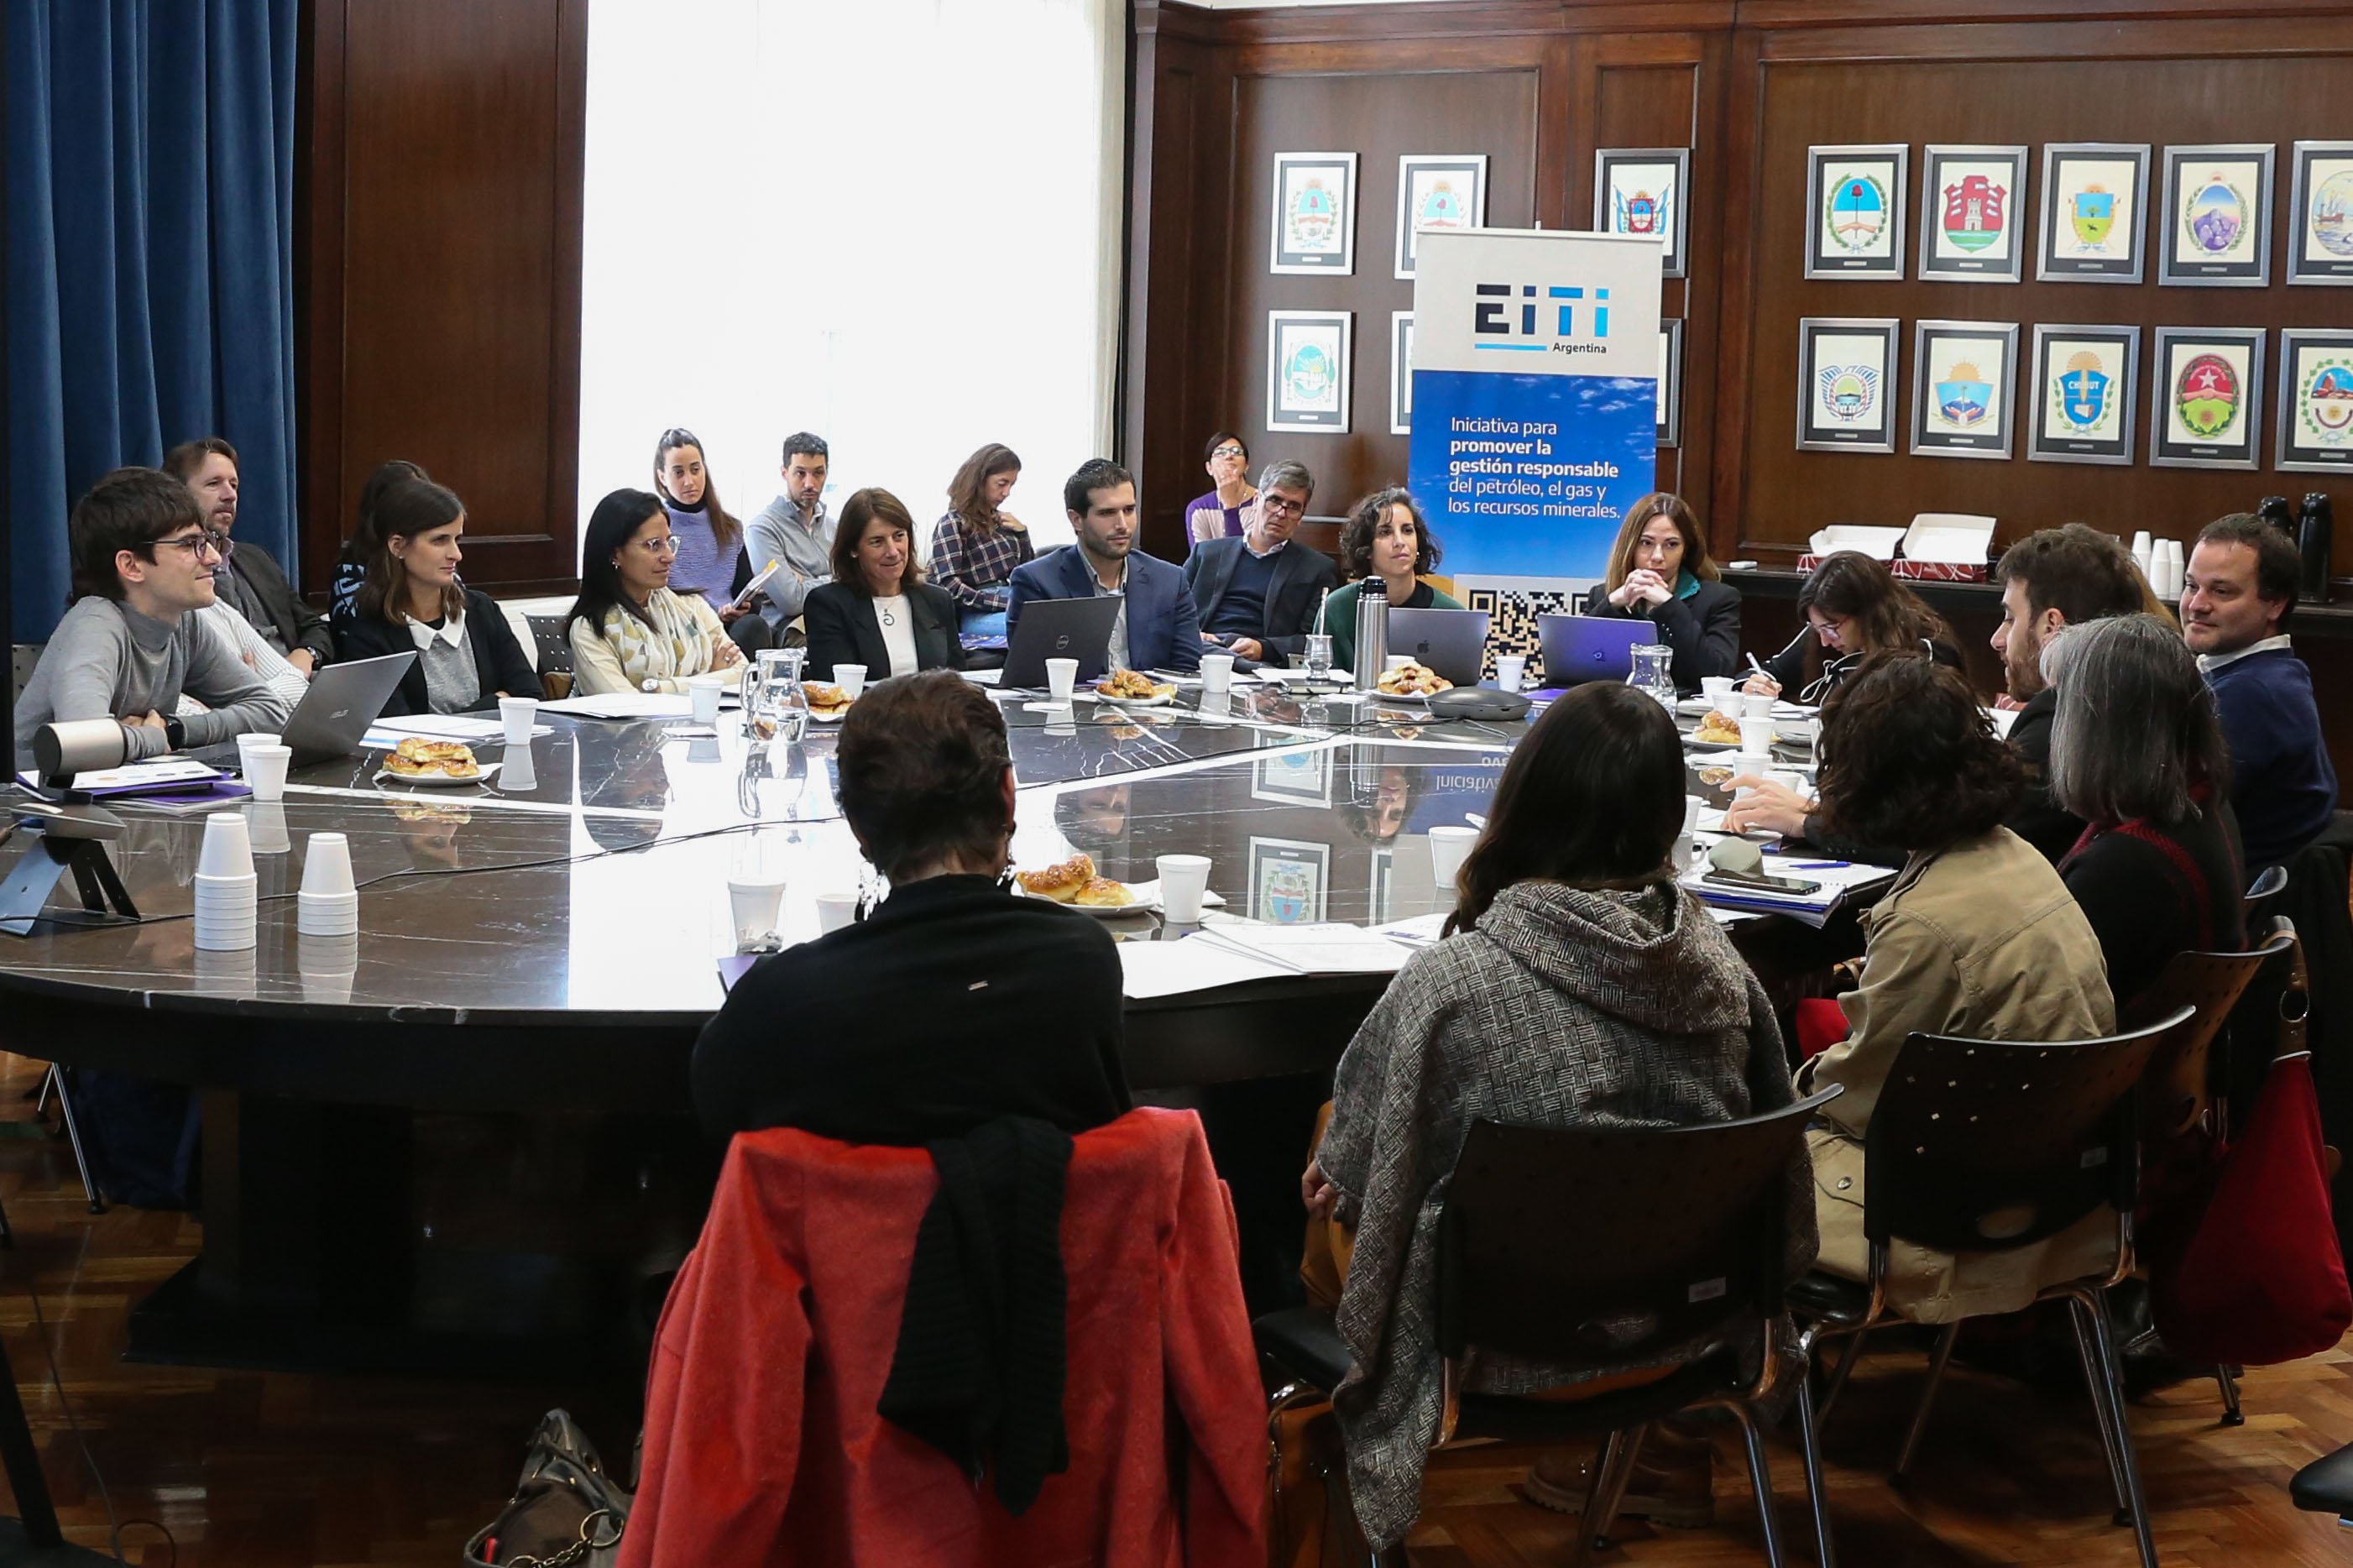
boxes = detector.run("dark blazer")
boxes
[222,541,335,664]
[691,874,1132,1144]
[1580,578,1742,690]
[1184,536,1340,661]
[338,588,541,715]
[1006,546,1204,674]
[802,580,962,682]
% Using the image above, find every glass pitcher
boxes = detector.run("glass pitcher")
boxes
[748,648,808,745]
[1624,643,1677,712]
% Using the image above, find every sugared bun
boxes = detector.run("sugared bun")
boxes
[1073,875,1136,908]
[1016,853,1095,902]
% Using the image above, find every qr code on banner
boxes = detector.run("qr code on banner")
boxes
[1465,587,1583,686]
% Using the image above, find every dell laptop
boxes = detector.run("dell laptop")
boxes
[188,651,419,769]
[997,597,1125,688]
[1537,614,1656,688]
[1384,607,1492,688]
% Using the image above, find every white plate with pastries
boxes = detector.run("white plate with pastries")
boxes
[375,761,499,789]
[802,684,855,723]
[1089,677,1179,706]
[1012,853,1224,917]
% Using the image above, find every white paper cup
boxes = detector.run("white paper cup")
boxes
[300,832,356,897]
[1044,658,1079,707]
[832,663,868,701]
[1199,653,1234,694]
[499,696,540,748]
[1495,654,1527,693]
[814,891,860,934]
[1742,692,1775,720]
[1739,715,1775,757]
[193,911,258,952]
[297,893,359,938]
[688,674,726,724]
[198,812,254,878]
[1428,824,1479,891]
[728,876,788,949]
[1684,794,1705,834]
[1155,855,1212,923]
[241,743,292,802]
[1701,676,1736,710]
[235,732,282,770]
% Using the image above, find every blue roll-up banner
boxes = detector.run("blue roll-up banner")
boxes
[1407,229,1661,617]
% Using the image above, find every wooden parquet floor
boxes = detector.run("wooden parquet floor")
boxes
[0,1048,2346,1565]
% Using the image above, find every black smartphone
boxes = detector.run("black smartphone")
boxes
[1702,867,1821,897]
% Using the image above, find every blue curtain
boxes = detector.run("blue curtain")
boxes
[4,0,300,640]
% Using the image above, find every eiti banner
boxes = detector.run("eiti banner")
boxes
[1407,228,1662,591]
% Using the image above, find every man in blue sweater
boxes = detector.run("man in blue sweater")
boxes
[2183,513,2339,869]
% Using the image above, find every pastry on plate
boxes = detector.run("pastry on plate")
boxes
[1375,661,1453,698]
[386,737,479,778]
[1095,668,1174,700]
[1693,710,1743,745]
[803,682,853,720]
[1015,853,1095,902]
[1072,875,1137,909]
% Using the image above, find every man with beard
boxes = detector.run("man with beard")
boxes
[163,437,335,674]
[1990,523,2150,860]
[1006,459,1203,674]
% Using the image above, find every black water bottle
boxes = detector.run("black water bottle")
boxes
[2259,495,2298,536]
[2299,494,2334,606]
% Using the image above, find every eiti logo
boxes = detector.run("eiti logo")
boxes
[1472,283,1611,353]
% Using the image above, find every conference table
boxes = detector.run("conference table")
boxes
[0,676,1864,1375]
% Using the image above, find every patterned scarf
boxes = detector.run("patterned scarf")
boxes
[598,589,724,687]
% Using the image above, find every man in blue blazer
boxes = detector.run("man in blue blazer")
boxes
[1007,459,1204,674]
[1184,459,1337,666]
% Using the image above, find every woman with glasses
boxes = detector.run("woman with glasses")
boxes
[338,477,541,715]
[1744,550,1961,705]
[567,489,746,696]
[1184,431,1258,551]
[802,488,963,682]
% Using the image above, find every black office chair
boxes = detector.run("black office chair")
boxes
[1792,1008,2188,1568]
[1256,1086,1840,1568]
[524,614,574,699]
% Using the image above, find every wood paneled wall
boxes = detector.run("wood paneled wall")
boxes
[1127,0,2353,571]
[298,0,588,598]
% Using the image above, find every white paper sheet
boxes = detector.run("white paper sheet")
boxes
[1190,923,1412,975]
[538,693,694,719]
[1117,938,1294,999]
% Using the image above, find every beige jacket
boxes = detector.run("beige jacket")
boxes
[1798,828,2117,1323]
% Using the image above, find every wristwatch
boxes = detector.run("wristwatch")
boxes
[164,717,186,750]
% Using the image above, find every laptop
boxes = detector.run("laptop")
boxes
[1384,607,1491,687]
[998,596,1125,687]
[188,651,419,768]
[1537,614,1657,688]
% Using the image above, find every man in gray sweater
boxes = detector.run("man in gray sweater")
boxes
[744,431,835,637]
[15,468,292,772]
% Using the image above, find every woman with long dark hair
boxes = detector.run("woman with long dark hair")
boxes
[1582,493,1742,688]
[1320,489,1463,675]
[1292,682,1811,1550]
[926,442,1033,639]
[653,428,768,655]
[1747,550,1961,704]
[567,488,745,696]
[337,478,540,715]
[803,488,963,682]
[329,458,428,640]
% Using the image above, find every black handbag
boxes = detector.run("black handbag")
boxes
[464,1409,631,1567]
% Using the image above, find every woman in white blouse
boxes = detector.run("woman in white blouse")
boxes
[801,488,962,684]
[567,489,745,696]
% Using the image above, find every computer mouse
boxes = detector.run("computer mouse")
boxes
[1426,687,1532,722]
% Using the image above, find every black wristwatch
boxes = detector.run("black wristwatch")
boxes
[164,717,186,750]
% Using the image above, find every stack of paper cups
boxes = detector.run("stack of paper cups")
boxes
[194,812,258,950]
[2131,531,2154,583]
[2162,539,2187,599]
[298,831,359,938]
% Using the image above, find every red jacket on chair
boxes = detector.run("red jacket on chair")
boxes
[620,1106,1266,1567]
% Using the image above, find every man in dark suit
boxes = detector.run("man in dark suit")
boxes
[164,436,335,673]
[1007,459,1203,674]
[1184,460,1337,666]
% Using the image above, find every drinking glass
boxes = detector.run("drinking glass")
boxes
[1305,634,1334,682]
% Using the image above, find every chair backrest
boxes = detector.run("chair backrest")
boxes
[11,644,42,703]
[1433,1087,1837,1369]
[2126,920,2297,1142]
[1863,1007,2189,1255]
[526,614,574,675]
[2246,862,2288,909]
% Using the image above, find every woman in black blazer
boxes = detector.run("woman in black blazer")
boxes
[337,477,541,715]
[803,487,964,683]
[1578,493,1742,690]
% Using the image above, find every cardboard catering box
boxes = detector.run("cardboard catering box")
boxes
[1795,515,1995,583]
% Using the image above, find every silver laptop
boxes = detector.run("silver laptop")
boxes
[1537,614,1656,688]
[189,651,419,768]
[999,596,1124,687]
[1384,608,1491,687]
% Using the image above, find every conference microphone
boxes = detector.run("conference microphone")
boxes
[30,719,130,787]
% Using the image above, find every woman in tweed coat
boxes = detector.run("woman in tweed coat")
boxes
[1299,682,1817,1552]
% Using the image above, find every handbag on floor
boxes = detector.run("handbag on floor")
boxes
[465,1409,630,1566]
